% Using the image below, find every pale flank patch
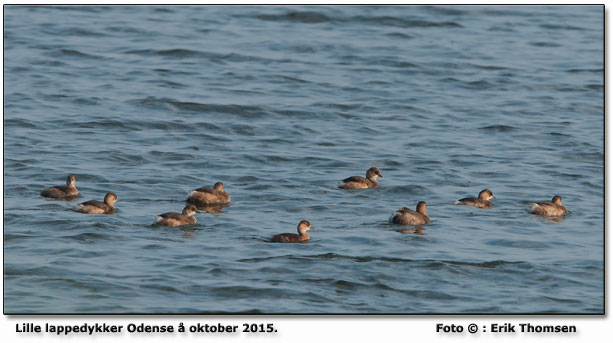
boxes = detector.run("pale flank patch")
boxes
[77,204,103,214]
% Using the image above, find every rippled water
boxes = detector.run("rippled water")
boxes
[3,5,603,313]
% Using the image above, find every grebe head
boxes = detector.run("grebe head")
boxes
[298,220,315,232]
[213,182,224,191]
[182,204,199,216]
[552,195,562,205]
[366,167,382,179]
[478,189,495,200]
[416,201,427,215]
[66,175,76,186]
[104,192,118,204]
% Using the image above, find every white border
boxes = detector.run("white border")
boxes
[1,1,608,342]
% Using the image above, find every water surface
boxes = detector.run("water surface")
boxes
[3,5,603,313]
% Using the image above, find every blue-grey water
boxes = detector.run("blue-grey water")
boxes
[3,5,603,314]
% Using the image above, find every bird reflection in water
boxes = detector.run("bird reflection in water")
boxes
[179,227,199,240]
[192,203,230,214]
[395,227,425,235]
[545,216,565,223]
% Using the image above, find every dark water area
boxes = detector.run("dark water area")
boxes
[3,5,603,313]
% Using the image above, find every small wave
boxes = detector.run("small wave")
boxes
[4,233,35,243]
[542,296,583,304]
[148,150,197,160]
[440,77,495,91]
[469,63,508,71]
[385,32,414,39]
[5,266,63,276]
[585,84,603,90]
[387,185,430,194]
[566,151,604,162]
[422,6,467,16]
[142,244,166,250]
[529,41,562,47]
[104,25,150,35]
[33,219,72,226]
[41,277,131,293]
[4,118,37,128]
[313,102,376,112]
[141,284,187,294]
[479,125,515,132]
[258,137,293,144]
[254,12,463,28]
[208,285,295,298]
[63,232,114,242]
[376,59,419,69]
[230,124,257,136]
[233,175,260,182]
[439,77,461,84]
[105,152,146,166]
[244,184,271,191]
[486,239,549,249]
[132,97,270,118]
[466,80,492,89]
[47,27,106,37]
[566,68,603,73]
[407,289,458,300]
[177,265,207,272]
[350,16,463,28]
[34,5,110,13]
[54,49,103,59]
[287,43,341,53]
[256,11,331,23]
[141,121,196,131]
[153,80,187,89]
[134,97,205,112]
[262,155,293,163]
[333,279,396,291]
[272,74,310,84]
[74,120,137,130]
[488,25,516,33]
[540,23,586,31]
[237,253,526,270]
[125,48,207,58]
[5,161,32,170]
[72,97,102,106]
[124,48,283,64]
